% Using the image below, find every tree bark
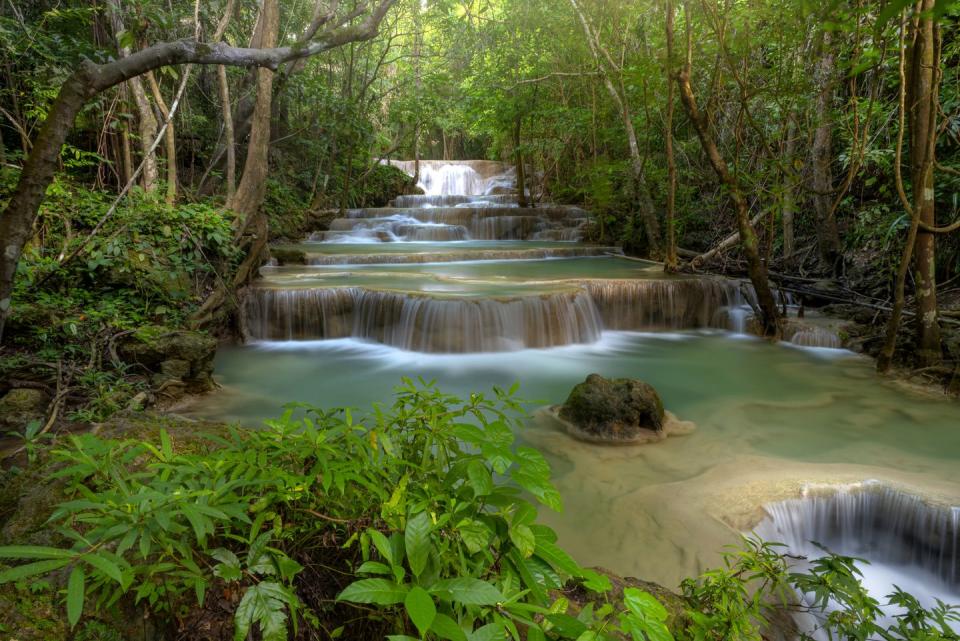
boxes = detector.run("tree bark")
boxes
[226,0,278,224]
[663,0,678,270]
[146,70,178,203]
[218,65,237,201]
[782,117,797,262]
[108,0,159,193]
[677,68,780,337]
[0,0,396,342]
[514,115,528,208]
[809,29,842,270]
[907,1,942,366]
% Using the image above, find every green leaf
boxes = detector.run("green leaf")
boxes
[234,582,291,641]
[534,539,582,578]
[509,524,536,558]
[81,552,124,585]
[0,545,75,560]
[623,588,668,622]
[66,565,85,628]
[405,511,432,579]
[467,460,494,497]
[432,613,469,641]
[356,561,393,575]
[0,558,71,584]
[469,622,505,641]
[545,613,587,638]
[405,586,437,637]
[456,519,492,554]
[430,577,503,606]
[338,579,409,605]
[159,428,173,459]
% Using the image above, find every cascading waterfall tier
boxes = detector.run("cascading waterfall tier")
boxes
[298,246,623,265]
[388,160,515,196]
[756,482,959,587]
[242,276,746,352]
[242,286,603,352]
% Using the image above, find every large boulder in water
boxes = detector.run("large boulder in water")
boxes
[118,326,217,398]
[558,374,665,443]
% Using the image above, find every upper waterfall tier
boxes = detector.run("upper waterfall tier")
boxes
[388,160,516,196]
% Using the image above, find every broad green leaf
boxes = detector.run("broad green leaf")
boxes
[356,561,393,575]
[432,612,469,641]
[66,565,85,628]
[469,622,505,641]
[430,577,503,606]
[545,613,587,638]
[623,588,668,622]
[405,511,432,579]
[338,579,409,605]
[456,519,492,554]
[534,539,582,577]
[509,524,536,558]
[467,460,494,497]
[234,582,290,641]
[405,586,437,637]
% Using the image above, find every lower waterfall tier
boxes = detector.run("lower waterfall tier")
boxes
[242,277,746,352]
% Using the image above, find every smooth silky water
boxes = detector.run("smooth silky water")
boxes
[186,161,960,633]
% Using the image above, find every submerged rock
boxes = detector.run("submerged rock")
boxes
[556,374,694,444]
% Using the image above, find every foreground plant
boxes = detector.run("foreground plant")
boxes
[0,379,956,641]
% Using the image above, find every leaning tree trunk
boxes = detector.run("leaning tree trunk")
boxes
[146,70,178,203]
[663,0,678,271]
[809,29,842,271]
[678,68,780,337]
[907,1,942,367]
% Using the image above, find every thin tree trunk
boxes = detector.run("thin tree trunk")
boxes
[146,70,178,203]
[218,65,237,200]
[569,0,661,257]
[514,115,528,208]
[809,29,842,270]
[663,0,678,270]
[108,0,159,192]
[678,68,780,337]
[907,0,942,366]
[782,118,797,262]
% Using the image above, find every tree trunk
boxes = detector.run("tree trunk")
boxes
[226,0,278,225]
[663,0,678,271]
[514,115,528,208]
[809,29,842,270]
[108,0,159,193]
[218,65,237,200]
[677,68,780,337]
[146,70,178,203]
[907,2,942,366]
[569,0,661,257]
[782,117,797,262]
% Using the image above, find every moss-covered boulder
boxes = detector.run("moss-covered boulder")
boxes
[117,326,217,399]
[269,246,308,266]
[558,374,665,443]
[0,388,49,432]
[557,567,688,638]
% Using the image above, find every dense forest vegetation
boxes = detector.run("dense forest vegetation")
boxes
[1,0,960,639]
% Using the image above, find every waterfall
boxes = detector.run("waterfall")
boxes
[755,482,960,638]
[302,246,622,265]
[585,279,743,330]
[244,276,753,350]
[243,287,603,352]
[388,160,516,196]
[790,327,842,349]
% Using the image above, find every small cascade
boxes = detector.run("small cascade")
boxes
[243,287,603,352]
[790,327,842,349]
[755,483,960,638]
[392,194,518,208]
[586,279,743,331]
